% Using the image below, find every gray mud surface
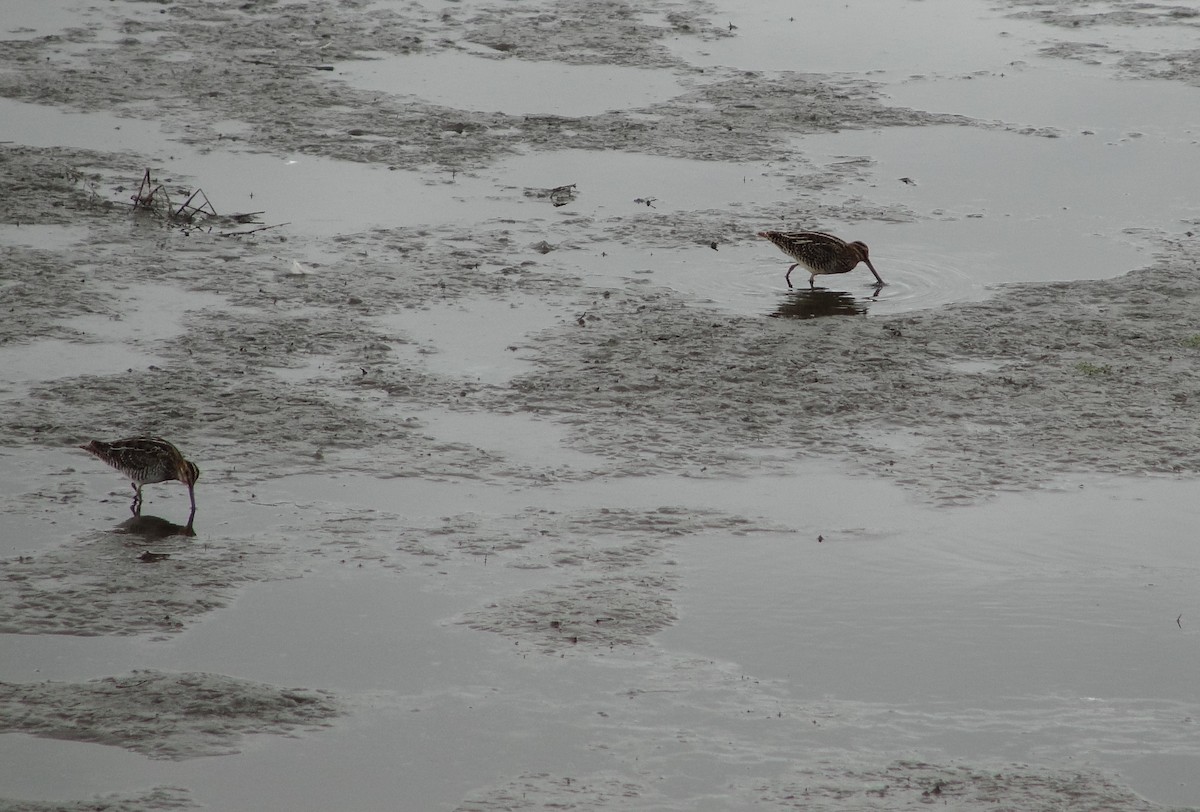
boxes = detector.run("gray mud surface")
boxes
[2,0,1200,810]
[0,788,195,812]
[457,762,1179,812]
[497,238,1200,499]
[0,671,340,759]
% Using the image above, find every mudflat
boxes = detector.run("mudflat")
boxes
[2,1,1199,810]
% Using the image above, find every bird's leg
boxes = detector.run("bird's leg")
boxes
[785,263,798,289]
[131,483,142,516]
[809,274,816,290]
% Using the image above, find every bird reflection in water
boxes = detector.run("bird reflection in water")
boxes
[769,288,869,320]
[115,510,196,540]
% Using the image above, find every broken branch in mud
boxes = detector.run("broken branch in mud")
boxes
[130,168,215,223]
[130,168,164,211]
[219,222,290,238]
[127,169,285,236]
[242,58,334,71]
[174,187,218,222]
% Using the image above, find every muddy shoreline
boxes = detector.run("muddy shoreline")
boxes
[3,0,1200,810]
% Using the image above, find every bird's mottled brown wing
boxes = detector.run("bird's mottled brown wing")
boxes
[82,437,187,482]
[778,232,843,269]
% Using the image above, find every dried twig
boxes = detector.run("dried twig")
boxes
[131,168,164,211]
[127,169,284,235]
[242,58,334,71]
[219,222,290,238]
[173,187,217,222]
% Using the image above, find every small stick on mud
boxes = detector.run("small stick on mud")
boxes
[128,169,283,235]
[174,188,218,222]
[131,168,164,211]
[242,58,334,71]
[130,169,216,225]
[219,222,291,238]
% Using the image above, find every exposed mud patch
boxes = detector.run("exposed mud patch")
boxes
[0,146,138,226]
[393,505,786,564]
[0,1,983,172]
[1003,0,1200,86]
[0,528,284,637]
[456,773,672,812]
[440,507,786,651]
[456,760,1178,812]
[460,0,733,67]
[749,759,1179,811]
[461,570,677,652]
[1006,0,1200,30]
[4,0,1200,809]
[491,236,1200,501]
[0,787,195,812]
[0,670,340,759]
[1042,40,1200,85]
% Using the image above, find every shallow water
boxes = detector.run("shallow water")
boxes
[0,224,91,250]
[59,284,227,344]
[333,50,692,116]
[0,0,158,43]
[662,475,1200,805]
[4,0,1200,810]
[662,0,1040,74]
[0,569,603,811]
[375,296,568,384]
[7,467,1196,806]
[889,70,1200,139]
[0,99,511,237]
[0,339,164,383]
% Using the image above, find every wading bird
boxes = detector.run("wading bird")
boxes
[757,230,884,289]
[80,436,199,515]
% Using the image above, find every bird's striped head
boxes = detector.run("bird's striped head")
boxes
[848,241,884,286]
[179,460,200,487]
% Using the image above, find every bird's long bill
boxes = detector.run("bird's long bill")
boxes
[865,259,884,285]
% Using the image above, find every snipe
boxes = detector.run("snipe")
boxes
[80,436,199,515]
[757,230,884,289]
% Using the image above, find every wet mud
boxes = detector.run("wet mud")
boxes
[0,671,339,759]
[2,0,1200,809]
